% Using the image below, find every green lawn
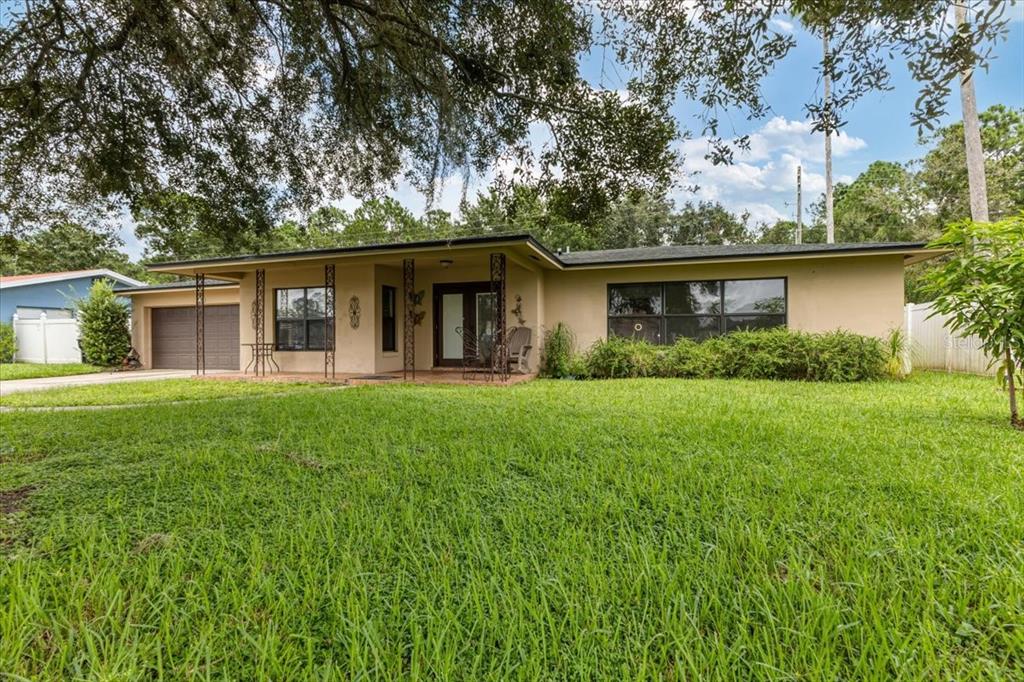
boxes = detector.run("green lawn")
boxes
[1,373,1021,679]
[0,362,101,381]
[0,377,334,408]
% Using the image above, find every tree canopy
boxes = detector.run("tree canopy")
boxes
[925,216,1024,429]
[0,222,146,280]
[1,0,1011,242]
[830,161,926,243]
[917,104,1024,228]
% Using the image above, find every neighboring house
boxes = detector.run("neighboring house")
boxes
[0,269,144,324]
[119,234,944,373]
[1,269,144,364]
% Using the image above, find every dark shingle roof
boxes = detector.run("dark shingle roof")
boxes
[117,280,239,293]
[149,233,555,269]
[143,233,934,273]
[558,242,929,266]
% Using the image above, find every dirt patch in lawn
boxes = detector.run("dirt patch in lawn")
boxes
[285,452,324,470]
[0,484,36,515]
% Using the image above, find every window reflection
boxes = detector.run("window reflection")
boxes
[724,315,787,332]
[608,284,662,316]
[609,317,662,344]
[275,287,328,351]
[666,316,721,342]
[609,279,786,344]
[724,279,785,314]
[665,281,721,315]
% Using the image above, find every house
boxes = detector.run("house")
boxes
[119,235,943,374]
[0,268,144,323]
[1,268,145,364]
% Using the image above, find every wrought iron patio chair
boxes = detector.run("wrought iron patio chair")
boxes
[455,326,494,381]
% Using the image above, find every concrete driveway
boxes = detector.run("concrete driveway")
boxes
[0,369,236,396]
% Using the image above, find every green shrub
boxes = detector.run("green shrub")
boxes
[805,330,887,382]
[585,336,660,379]
[560,326,887,383]
[540,322,577,378]
[703,328,815,380]
[0,322,15,363]
[657,337,716,378]
[77,280,131,367]
[884,328,908,379]
[565,353,590,379]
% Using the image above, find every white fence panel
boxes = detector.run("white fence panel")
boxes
[905,302,994,375]
[12,313,83,364]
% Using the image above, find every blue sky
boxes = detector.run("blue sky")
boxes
[119,5,1024,257]
[650,8,1024,225]
[378,5,1023,226]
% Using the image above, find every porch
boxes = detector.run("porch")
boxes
[149,238,549,380]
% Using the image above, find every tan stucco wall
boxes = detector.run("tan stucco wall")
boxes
[130,287,240,368]
[374,264,404,373]
[541,254,906,351]
[237,262,377,374]
[131,252,904,372]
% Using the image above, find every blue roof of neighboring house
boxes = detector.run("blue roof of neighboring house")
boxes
[0,269,144,323]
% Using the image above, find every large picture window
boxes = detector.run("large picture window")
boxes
[608,278,786,344]
[275,287,327,351]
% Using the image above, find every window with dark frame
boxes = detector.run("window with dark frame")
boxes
[275,287,327,351]
[608,278,786,344]
[382,285,397,352]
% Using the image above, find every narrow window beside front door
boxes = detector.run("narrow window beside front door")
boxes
[382,285,396,352]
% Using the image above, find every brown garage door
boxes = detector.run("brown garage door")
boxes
[151,305,240,369]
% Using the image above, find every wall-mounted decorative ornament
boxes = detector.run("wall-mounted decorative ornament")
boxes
[411,290,427,326]
[512,294,526,326]
[349,296,361,329]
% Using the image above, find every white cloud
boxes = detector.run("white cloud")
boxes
[674,116,867,225]
[770,18,794,33]
[742,203,786,224]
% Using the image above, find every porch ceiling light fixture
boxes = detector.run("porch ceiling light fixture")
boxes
[440,259,454,268]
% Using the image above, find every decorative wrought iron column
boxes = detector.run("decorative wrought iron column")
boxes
[403,258,415,380]
[490,253,507,380]
[194,273,206,375]
[325,264,336,379]
[255,268,266,376]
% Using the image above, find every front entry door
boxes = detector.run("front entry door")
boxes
[433,282,496,367]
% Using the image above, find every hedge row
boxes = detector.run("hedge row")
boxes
[542,326,891,382]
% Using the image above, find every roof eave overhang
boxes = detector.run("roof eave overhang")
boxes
[118,283,241,295]
[147,235,562,277]
[144,239,949,278]
[560,247,949,270]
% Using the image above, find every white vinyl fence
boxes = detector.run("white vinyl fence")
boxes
[12,312,83,364]
[905,302,995,375]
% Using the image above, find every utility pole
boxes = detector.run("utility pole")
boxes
[955,2,990,223]
[823,32,835,243]
[795,165,803,244]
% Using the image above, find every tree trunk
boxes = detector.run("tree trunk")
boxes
[1008,347,1022,429]
[823,32,835,243]
[955,3,990,223]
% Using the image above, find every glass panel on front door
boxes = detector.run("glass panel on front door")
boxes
[441,293,464,360]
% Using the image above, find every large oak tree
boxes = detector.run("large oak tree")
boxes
[0,0,1011,245]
